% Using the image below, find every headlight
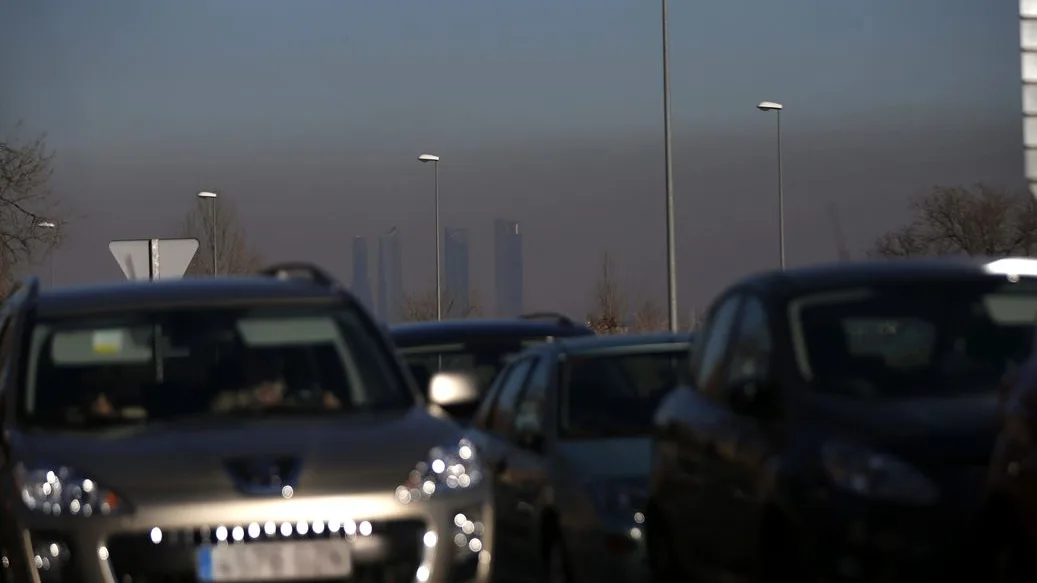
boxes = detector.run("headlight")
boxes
[395,438,483,503]
[587,478,647,517]
[15,464,125,516]
[821,442,939,505]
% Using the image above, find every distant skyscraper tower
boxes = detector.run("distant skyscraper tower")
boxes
[443,228,470,317]
[377,227,404,322]
[350,236,374,312]
[493,219,523,317]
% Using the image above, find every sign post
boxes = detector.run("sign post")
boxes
[109,238,199,281]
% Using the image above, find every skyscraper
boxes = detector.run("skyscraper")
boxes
[350,236,374,312]
[377,227,404,323]
[493,219,523,317]
[443,228,470,317]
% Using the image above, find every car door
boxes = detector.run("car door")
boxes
[666,293,744,569]
[500,354,555,579]
[477,356,537,580]
[703,294,780,573]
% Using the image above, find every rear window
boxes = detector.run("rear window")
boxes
[791,279,1037,398]
[20,306,411,429]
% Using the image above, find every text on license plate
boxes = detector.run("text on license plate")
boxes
[196,539,352,581]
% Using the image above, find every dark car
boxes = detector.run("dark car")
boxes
[390,313,594,421]
[647,257,1037,583]
[0,263,492,583]
[442,332,693,583]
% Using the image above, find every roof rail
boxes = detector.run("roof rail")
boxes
[519,312,575,327]
[256,262,338,287]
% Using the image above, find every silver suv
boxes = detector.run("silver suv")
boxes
[0,264,491,583]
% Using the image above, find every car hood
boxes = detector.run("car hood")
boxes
[555,437,651,481]
[11,407,461,503]
[799,392,999,466]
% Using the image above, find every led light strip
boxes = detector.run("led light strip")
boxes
[1023,0,1037,196]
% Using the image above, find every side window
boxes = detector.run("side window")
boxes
[488,358,535,436]
[512,356,553,449]
[727,296,772,384]
[693,295,743,398]
[474,360,518,429]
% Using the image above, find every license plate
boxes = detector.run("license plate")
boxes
[196,539,352,581]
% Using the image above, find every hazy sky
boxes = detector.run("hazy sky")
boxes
[0,0,1023,317]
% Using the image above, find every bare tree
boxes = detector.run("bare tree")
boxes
[586,252,627,334]
[0,124,64,294]
[181,196,263,276]
[631,299,667,332]
[401,288,482,322]
[870,184,1037,258]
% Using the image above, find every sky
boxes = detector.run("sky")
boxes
[0,0,1024,318]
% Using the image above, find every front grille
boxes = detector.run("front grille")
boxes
[107,519,425,583]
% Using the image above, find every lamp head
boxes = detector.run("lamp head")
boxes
[757,101,784,112]
[197,191,218,199]
[417,154,440,163]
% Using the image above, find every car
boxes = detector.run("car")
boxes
[648,257,1037,583]
[447,332,693,583]
[390,313,595,421]
[0,263,493,583]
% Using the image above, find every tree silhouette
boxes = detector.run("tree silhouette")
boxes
[180,196,263,276]
[870,184,1037,258]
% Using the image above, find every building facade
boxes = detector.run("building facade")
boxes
[443,228,470,317]
[377,227,404,323]
[493,219,523,317]
[350,236,374,312]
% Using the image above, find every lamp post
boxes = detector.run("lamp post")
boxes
[757,101,785,270]
[37,221,56,287]
[661,0,678,332]
[197,191,218,276]
[418,154,442,321]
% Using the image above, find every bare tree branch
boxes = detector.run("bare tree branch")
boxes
[0,123,65,294]
[586,251,627,334]
[180,196,263,276]
[631,299,667,332]
[870,184,1037,258]
[401,287,482,322]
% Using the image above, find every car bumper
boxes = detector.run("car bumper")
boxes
[790,467,986,582]
[2,488,493,583]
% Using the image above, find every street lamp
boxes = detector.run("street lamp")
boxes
[661,0,678,332]
[418,154,442,321]
[757,101,785,270]
[197,191,218,277]
[37,221,56,287]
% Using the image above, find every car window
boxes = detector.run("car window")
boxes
[473,358,521,430]
[727,296,772,386]
[791,279,1037,398]
[19,305,412,429]
[487,357,535,437]
[398,337,552,401]
[512,356,553,447]
[561,348,689,439]
[694,295,743,398]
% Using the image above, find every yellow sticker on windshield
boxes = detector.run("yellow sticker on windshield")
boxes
[92,330,124,354]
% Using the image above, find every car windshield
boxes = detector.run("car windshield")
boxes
[399,338,549,399]
[792,279,1037,398]
[562,349,688,439]
[20,306,411,429]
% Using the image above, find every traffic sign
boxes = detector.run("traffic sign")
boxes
[108,238,199,281]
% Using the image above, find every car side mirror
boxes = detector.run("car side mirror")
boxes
[727,377,775,417]
[428,371,480,407]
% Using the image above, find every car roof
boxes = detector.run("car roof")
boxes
[30,276,344,317]
[534,331,694,356]
[389,318,594,347]
[735,257,1037,297]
